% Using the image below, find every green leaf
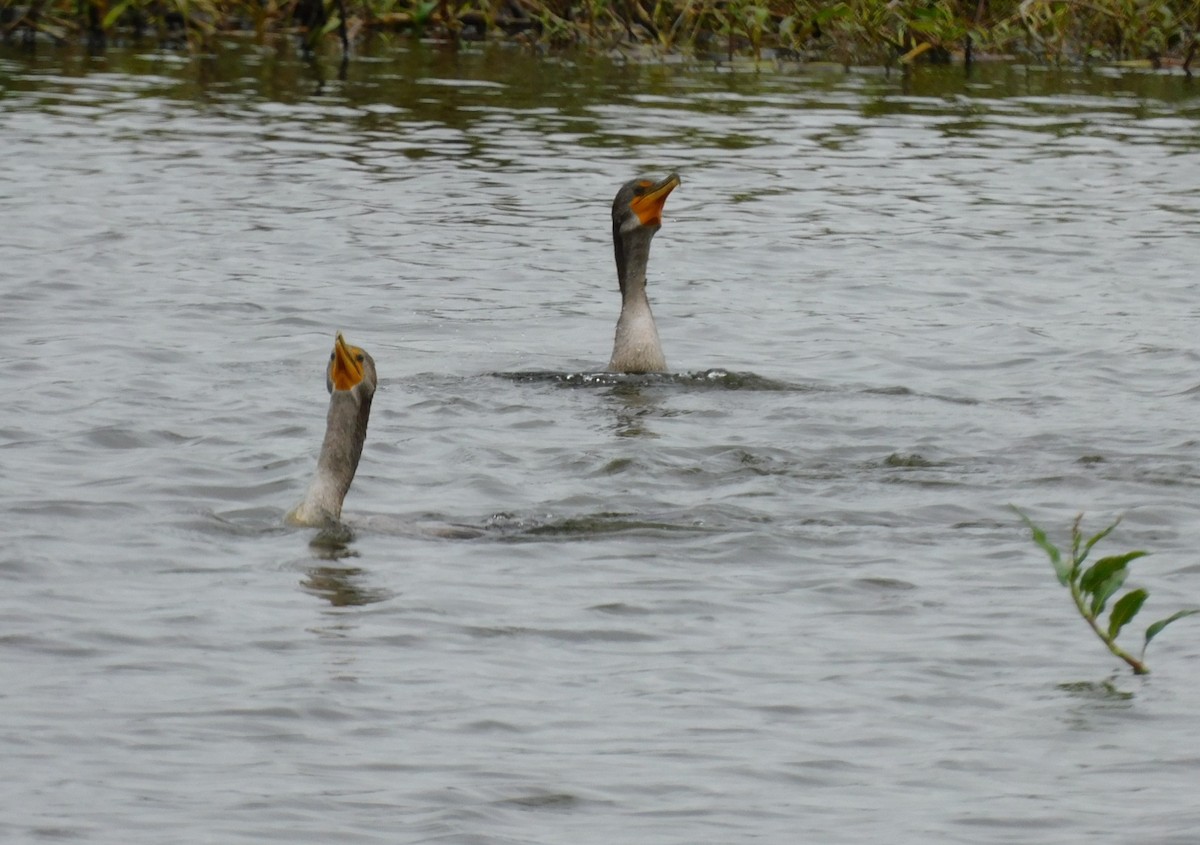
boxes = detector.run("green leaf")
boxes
[414,0,437,25]
[1079,552,1145,594]
[1012,507,1069,585]
[1108,588,1148,639]
[319,14,342,36]
[1143,609,1200,652]
[1077,517,1121,568]
[101,0,132,29]
[814,3,851,24]
[1090,569,1128,616]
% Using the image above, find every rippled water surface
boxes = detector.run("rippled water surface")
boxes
[3,41,1200,843]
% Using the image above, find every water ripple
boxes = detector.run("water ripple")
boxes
[2,41,1200,845]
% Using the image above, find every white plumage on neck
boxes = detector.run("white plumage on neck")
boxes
[609,289,666,373]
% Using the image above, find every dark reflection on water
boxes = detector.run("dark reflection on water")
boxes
[1058,678,1137,702]
[6,38,1200,136]
[481,508,720,540]
[309,523,357,549]
[301,564,394,606]
[4,36,1200,845]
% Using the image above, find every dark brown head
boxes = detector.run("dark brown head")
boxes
[611,173,680,295]
[612,173,681,235]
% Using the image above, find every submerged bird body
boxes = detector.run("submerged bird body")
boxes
[287,332,376,528]
[607,173,680,374]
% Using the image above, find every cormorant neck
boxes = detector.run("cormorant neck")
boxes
[609,225,666,373]
[287,389,373,527]
[614,224,656,300]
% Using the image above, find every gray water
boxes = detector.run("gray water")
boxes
[3,41,1200,844]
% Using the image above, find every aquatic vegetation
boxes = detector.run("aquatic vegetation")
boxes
[1014,507,1199,675]
[5,0,1199,68]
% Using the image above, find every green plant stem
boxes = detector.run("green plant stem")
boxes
[1069,580,1148,675]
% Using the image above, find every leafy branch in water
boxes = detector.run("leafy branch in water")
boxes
[1013,507,1199,675]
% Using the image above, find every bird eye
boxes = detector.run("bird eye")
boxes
[356,354,364,362]
[330,353,335,361]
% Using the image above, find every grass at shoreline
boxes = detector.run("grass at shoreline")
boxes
[3,0,1199,71]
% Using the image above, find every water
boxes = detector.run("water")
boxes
[3,40,1200,843]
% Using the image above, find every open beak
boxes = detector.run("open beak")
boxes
[630,173,681,227]
[329,331,364,392]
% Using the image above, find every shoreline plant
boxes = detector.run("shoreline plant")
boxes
[2,0,1199,72]
[1014,507,1198,676]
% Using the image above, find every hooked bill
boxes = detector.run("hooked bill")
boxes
[630,173,681,227]
[329,332,365,392]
